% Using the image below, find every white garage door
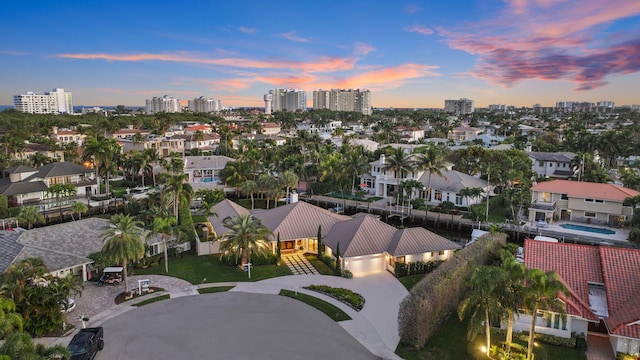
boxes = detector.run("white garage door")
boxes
[346,254,385,277]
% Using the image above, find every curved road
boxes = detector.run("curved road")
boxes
[97,292,377,360]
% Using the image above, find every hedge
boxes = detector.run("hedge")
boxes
[398,232,507,350]
[394,260,442,278]
[305,285,365,311]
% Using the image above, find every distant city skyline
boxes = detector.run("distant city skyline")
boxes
[1,1,639,108]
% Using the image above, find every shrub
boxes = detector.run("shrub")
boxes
[341,270,353,279]
[398,232,507,350]
[395,260,442,278]
[219,252,278,266]
[305,285,365,311]
[617,352,639,360]
[321,254,336,270]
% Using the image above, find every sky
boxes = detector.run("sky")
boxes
[1,0,640,109]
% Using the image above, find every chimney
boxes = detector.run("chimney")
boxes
[380,154,385,165]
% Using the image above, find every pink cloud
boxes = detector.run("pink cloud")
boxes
[439,0,640,90]
[354,42,376,56]
[0,50,28,56]
[278,31,311,43]
[238,26,259,34]
[404,25,434,35]
[56,52,356,73]
[336,64,440,90]
[404,4,422,14]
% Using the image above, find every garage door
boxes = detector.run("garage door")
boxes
[345,254,385,277]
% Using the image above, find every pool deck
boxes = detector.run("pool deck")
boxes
[529,220,629,243]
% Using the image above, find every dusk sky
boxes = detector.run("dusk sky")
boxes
[2,0,640,109]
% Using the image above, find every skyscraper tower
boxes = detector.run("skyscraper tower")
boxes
[264,93,273,115]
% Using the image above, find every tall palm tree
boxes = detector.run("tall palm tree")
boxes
[382,147,414,204]
[71,201,89,221]
[413,143,448,202]
[458,266,504,358]
[161,174,194,223]
[83,134,119,196]
[16,206,44,229]
[498,252,526,351]
[241,180,259,209]
[344,145,371,194]
[279,170,298,204]
[219,214,272,275]
[151,217,176,273]
[459,187,484,209]
[101,214,146,294]
[523,269,569,360]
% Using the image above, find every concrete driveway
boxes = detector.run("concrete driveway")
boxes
[96,292,377,360]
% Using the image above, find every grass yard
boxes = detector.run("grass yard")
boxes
[132,294,170,307]
[304,254,334,275]
[398,274,425,291]
[135,252,292,284]
[198,286,235,294]
[396,315,587,360]
[279,289,351,321]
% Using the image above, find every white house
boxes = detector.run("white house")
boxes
[183,155,235,189]
[528,152,576,179]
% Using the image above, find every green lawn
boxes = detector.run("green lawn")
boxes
[198,286,235,294]
[134,252,292,284]
[279,289,351,321]
[398,274,425,291]
[396,315,587,360]
[304,254,334,275]
[132,294,170,307]
[488,206,510,223]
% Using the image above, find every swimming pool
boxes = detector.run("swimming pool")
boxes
[559,223,615,235]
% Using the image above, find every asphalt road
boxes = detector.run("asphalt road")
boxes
[97,292,379,360]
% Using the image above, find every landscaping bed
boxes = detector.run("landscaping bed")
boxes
[304,285,365,311]
[114,287,164,304]
[279,289,351,321]
[198,286,235,294]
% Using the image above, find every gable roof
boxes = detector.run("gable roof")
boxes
[3,165,37,174]
[30,162,93,179]
[418,170,488,193]
[208,199,251,236]
[0,179,48,197]
[388,228,461,256]
[528,152,575,162]
[0,229,25,273]
[323,215,397,257]
[524,239,600,322]
[530,180,640,202]
[600,247,640,339]
[253,201,350,241]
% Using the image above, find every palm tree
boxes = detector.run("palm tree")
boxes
[241,180,259,209]
[151,217,176,273]
[0,297,23,339]
[458,266,504,358]
[16,206,44,229]
[459,187,484,210]
[46,183,77,219]
[161,174,194,223]
[498,252,526,351]
[413,143,448,202]
[0,331,70,359]
[71,201,88,221]
[279,170,299,204]
[83,134,119,196]
[344,145,371,194]
[218,214,272,277]
[523,269,569,360]
[382,147,414,204]
[101,214,146,294]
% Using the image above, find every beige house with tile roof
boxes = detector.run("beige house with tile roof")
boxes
[528,179,639,225]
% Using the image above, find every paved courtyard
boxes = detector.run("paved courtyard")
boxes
[96,292,378,360]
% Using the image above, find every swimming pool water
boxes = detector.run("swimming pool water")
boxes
[559,224,615,235]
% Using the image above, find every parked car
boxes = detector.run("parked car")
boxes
[66,327,104,360]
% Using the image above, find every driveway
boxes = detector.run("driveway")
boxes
[96,292,377,360]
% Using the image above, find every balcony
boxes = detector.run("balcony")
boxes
[529,199,557,211]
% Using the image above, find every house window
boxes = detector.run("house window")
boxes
[561,194,568,200]
[539,161,544,167]
[438,250,445,256]
[585,211,596,218]
[396,256,406,264]
[455,195,463,205]
[434,190,442,201]
[541,192,551,202]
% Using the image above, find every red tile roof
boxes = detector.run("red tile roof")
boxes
[524,239,600,322]
[530,180,640,202]
[525,239,640,339]
[600,246,640,339]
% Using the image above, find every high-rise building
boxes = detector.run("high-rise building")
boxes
[263,93,273,114]
[488,104,506,111]
[444,98,475,114]
[13,88,73,114]
[145,95,181,114]
[312,89,372,115]
[555,101,595,112]
[188,97,221,113]
[269,89,307,112]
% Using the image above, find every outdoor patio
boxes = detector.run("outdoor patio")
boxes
[526,220,630,243]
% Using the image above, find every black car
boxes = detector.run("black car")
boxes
[67,327,104,360]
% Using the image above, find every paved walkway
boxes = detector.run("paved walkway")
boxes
[44,272,406,360]
[586,333,615,360]
[281,253,320,274]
